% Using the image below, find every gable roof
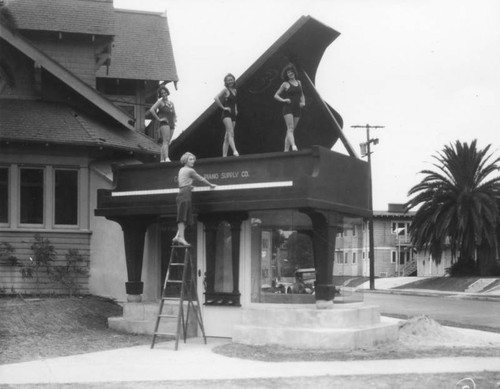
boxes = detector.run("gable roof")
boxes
[0,99,159,155]
[96,9,178,82]
[4,0,115,36]
[170,15,356,160]
[0,22,134,130]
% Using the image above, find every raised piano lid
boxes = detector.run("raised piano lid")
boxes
[95,146,370,218]
[169,15,357,160]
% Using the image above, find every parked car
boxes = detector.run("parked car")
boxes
[287,268,316,294]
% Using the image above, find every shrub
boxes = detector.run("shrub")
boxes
[0,242,19,266]
[50,249,89,296]
[445,259,478,277]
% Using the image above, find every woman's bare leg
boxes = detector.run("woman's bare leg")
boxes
[222,117,238,156]
[159,124,172,161]
[284,113,296,151]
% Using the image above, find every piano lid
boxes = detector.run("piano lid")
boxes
[170,16,356,160]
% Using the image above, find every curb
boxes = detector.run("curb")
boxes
[358,288,500,302]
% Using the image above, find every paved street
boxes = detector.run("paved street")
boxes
[362,292,500,331]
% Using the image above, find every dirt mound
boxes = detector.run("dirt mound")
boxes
[398,315,500,348]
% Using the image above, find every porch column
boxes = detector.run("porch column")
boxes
[300,209,339,308]
[110,216,155,302]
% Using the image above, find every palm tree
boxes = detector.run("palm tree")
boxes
[406,140,500,275]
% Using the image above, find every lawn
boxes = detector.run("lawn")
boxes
[392,277,480,291]
[0,295,151,365]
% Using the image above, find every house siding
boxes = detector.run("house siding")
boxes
[0,230,91,295]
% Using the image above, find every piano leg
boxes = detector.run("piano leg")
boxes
[110,216,155,302]
[300,209,338,308]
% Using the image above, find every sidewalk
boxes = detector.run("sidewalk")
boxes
[1,335,499,386]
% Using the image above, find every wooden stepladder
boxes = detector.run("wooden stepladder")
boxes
[151,245,207,350]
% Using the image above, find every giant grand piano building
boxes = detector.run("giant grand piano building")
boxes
[96,16,398,346]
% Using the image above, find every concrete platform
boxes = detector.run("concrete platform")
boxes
[108,301,198,336]
[232,304,399,349]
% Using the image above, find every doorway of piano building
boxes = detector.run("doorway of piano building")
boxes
[196,213,247,337]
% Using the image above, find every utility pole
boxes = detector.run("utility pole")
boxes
[351,124,383,290]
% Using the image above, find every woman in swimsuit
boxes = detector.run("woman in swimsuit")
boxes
[173,152,217,246]
[149,85,176,162]
[274,64,305,152]
[214,73,239,157]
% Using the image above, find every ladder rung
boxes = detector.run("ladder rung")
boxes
[154,332,176,336]
[170,262,184,266]
[159,314,177,318]
[167,280,183,283]
[162,297,180,301]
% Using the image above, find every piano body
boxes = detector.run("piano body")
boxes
[95,16,370,308]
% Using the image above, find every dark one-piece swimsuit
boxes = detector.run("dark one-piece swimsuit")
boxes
[221,88,237,121]
[282,82,302,118]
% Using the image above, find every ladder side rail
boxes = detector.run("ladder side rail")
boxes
[151,245,179,349]
[174,247,189,350]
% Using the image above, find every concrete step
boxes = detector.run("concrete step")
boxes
[239,304,381,328]
[232,321,399,350]
[466,279,497,293]
[108,301,198,336]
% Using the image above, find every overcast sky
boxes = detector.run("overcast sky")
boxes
[115,0,500,210]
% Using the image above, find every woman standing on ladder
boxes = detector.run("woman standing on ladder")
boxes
[214,73,239,157]
[150,85,176,162]
[274,63,305,152]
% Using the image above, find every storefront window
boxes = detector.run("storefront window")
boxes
[213,221,233,293]
[250,210,315,304]
[251,211,364,304]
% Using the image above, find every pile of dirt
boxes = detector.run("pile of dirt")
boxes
[398,315,500,348]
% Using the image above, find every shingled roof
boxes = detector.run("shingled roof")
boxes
[96,9,178,82]
[0,100,159,155]
[4,0,115,36]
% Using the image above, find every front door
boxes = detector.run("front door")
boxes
[196,216,246,337]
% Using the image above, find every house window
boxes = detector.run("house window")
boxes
[54,169,78,225]
[352,225,357,236]
[0,167,8,223]
[352,252,357,264]
[344,252,349,264]
[362,251,366,260]
[391,251,396,263]
[20,168,44,225]
[392,221,410,235]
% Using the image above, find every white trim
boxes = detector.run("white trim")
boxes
[111,181,294,197]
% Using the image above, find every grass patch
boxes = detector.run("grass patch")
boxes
[392,277,480,291]
[0,295,150,365]
[212,341,500,362]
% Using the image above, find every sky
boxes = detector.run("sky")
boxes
[115,0,500,210]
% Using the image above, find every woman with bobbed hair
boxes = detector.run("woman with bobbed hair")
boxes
[274,63,305,152]
[214,73,239,157]
[173,152,216,246]
[149,85,176,162]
